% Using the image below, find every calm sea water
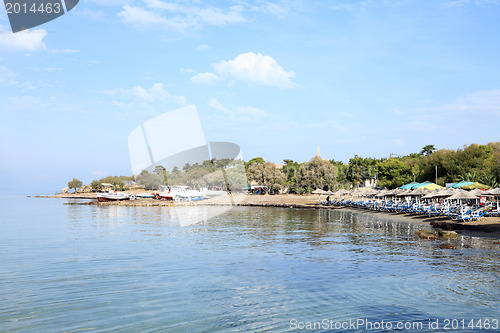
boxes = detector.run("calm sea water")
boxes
[0,196,498,332]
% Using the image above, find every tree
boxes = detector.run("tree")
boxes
[247,162,285,194]
[420,145,436,156]
[136,170,163,190]
[98,176,125,190]
[153,165,168,185]
[68,178,83,193]
[281,159,300,193]
[376,159,412,189]
[245,157,265,170]
[90,180,102,192]
[298,157,338,192]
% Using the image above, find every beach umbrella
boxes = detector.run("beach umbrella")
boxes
[434,188,456,198]
[407,188,428,196]
[484,188,500,209]
[415,182,443,190]
[447,191,479,200]
[312,189,327,194]
[460,182,491,190]
[361,188,379,197]
[485,188,500,195]
[399,182,419,190]
[324,190,335,195]
[422,191,437,199]
[451,181,474,189]
[375,190,390,197]
[469,189,486,196]
[335,189,350,197]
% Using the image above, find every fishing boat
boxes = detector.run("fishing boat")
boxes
[97,190,135,202]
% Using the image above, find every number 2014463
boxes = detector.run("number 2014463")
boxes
[5,2,62,14]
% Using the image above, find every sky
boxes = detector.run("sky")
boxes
[0,0,499,193]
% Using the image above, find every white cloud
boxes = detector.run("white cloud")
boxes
[235,106,267,118]
[212,52,296,88]
[118,5,191,32]
[0,66,18,85]
[190,72,220,85]
[106,83,187,108]
[118,1,245,32]
[249,1,290,18]
[209,97,268,121]
[0,28,47,52]
[437,89,500,114]
[75,8,107,20]
[51,49,80,54]
[196,44,210,51]
[180,68,196,73]
[442,0,469,8]
[90,0,130,6]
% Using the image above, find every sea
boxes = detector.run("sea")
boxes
[0,195,498,332]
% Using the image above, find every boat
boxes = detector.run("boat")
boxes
[155,185,177,200]
[176,188,207,201]
[155,185,207,201]
[97,190,135,202]
[136,193,155,199]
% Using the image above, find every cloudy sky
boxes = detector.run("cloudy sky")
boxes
[1,0,499,193]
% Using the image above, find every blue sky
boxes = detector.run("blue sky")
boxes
[1,0,499,193]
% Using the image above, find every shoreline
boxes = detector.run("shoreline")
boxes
[34,193,500,239]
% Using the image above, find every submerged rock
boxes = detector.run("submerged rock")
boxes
[438,230,458,239]
[416,230,438,240]
[438,243,457,249]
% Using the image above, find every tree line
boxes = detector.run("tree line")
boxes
[67,142,499,193]
[245,142,499,193]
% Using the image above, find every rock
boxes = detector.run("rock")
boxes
[438,230,458,239]
[438,243,457,249]
[76,184,92,193]
[416,230,438,240]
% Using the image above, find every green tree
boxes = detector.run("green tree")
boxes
[245,157,265,170]
[297,157,338,192]
[68,178,83,193]
[281,159,300,193]
[247,162,285,194]
[376,159,412,189]
[99,176,125,190]
[90,180,103,192]
[420,145,436,156]
[136,170,163,190]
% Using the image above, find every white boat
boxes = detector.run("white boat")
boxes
[156,185,206,201]
[176,187,207,201]
[97,190,135,202]
[155,185,177,200]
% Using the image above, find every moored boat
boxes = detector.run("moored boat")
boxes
[97,190,135,202]
[155,185,207,201]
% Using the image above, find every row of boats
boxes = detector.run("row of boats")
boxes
[96,185,226,202]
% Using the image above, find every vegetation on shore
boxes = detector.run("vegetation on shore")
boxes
[68,142,500,194]
[244,142,499,193]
